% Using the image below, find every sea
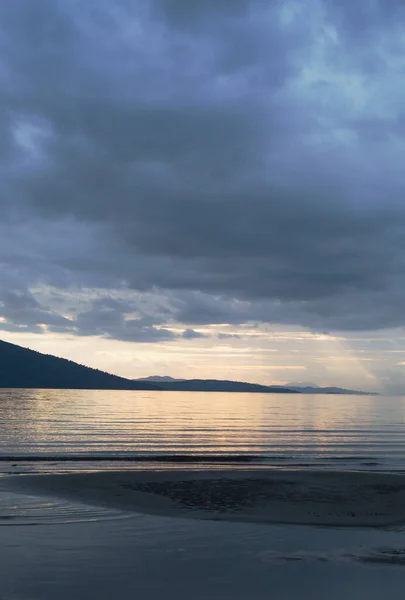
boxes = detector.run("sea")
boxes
[1,389,405,599]
[0,389,405,472]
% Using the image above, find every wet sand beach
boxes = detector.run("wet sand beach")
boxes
[4,469,405,527]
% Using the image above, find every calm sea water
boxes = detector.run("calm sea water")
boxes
[1,389,405,472]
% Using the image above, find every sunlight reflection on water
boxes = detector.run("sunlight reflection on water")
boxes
[1,389,405,472]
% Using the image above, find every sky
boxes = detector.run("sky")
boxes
[1,0,405,393]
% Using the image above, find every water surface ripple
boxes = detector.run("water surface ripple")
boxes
[1,389,404,472]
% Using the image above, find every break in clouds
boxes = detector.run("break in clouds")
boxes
[1,0,405,344]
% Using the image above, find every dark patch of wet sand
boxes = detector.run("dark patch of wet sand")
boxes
[4,469,405,527]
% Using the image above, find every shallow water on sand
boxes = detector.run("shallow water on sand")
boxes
[0,487,132,526]
[2,499,405,600]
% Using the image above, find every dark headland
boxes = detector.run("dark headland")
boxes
[0,339,157,390]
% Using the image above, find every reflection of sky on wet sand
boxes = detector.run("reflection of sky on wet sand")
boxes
[1,505,405,600]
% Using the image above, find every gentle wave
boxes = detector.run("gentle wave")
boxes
[0,453,382,468]
[0,454,265,463]
[0,490,132,526]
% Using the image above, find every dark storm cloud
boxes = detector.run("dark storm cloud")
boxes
[0,289,71,328]
[325,0,405,44]
[1,0,405,337]
[68,298,176,342]
[155,0,250,26]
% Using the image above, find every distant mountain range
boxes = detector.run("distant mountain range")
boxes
[138,376,180,383]
[0,339,377,394]
[138,377,298,393]
[137,376,377,395]
[287,384,376,395]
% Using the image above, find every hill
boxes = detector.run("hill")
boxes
[0,339,158,390]
[135,378,298,393]
[136,376,377,395]
[137,375,182,383]
[287,383,378,395]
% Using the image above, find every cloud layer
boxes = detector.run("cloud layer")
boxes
[1,0,405,353]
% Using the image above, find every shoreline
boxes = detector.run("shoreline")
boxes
[3,469,405,528]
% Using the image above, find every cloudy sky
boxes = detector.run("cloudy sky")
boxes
[1,0,405,392]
